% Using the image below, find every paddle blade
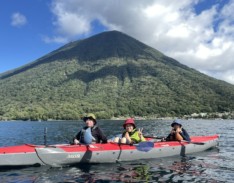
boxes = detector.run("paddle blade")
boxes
[135,141,154,152]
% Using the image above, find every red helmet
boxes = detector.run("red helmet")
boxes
[123,118,136,129]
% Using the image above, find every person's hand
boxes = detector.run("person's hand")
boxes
[125,132,132,143]
[161,137,166,142]
[170,128,176,134]
[176,128,182,133]
[74,139,80,145]
[138,128,143,138]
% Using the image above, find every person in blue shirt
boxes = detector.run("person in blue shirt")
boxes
[166,119,191,142]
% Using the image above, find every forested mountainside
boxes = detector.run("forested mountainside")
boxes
[1,31,234,120]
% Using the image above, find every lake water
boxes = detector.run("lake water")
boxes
[0,119,233,183]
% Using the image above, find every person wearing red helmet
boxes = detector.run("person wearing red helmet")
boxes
[114,118,145,144]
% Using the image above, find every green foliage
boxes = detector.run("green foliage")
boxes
[1,31,234,120]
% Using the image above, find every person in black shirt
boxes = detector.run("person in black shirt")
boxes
[166,119,191,142]
[73,113,107,145]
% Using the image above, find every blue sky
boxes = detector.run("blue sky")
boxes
[1,0,234,84]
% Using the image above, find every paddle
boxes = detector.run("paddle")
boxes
[144,136,165,140]
[181,140,205,145]
[44,127,47,146]
[110,141,154,152]
[144,136,205,145]
[134,141,154,152]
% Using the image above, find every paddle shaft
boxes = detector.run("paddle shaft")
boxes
[144,136,205,145]
[144,136,165,139]
[44,127,47,146]
[181,140,205,145]
[111,141,154,152]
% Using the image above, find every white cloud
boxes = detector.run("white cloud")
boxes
[48,0,234,84]
[201,69,234,85]
[11,12,27,27]
[42,35,69,44]
[51,1,91,37]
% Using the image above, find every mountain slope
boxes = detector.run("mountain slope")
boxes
[0,31,234,120]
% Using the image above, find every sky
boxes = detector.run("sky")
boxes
[1,0,234,84]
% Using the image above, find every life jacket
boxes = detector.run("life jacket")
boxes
[122,129,142,143]
[80,126,96,144]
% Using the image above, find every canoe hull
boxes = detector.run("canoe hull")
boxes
[0,144,44,167]
[35,135,219,167]
[0,135,219,167]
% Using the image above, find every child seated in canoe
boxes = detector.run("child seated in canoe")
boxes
[165,119,191,142]
[114,118,146,144]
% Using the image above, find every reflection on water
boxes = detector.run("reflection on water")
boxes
[0,150,227,183]
[0,120,233,182]
[30,151,223,183]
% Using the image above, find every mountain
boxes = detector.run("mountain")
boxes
[0,30,234,120]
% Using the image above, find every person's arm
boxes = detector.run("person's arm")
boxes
[73,131,81,144]
[96,127,108,143]
[138,128,145,142]
[170,127,183,141]
[181,128,191,142]
[166,128,175,141]
[124,132,132,143]
[139,135,146,142]
[165,133,172,141]
[175,130,183,141]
